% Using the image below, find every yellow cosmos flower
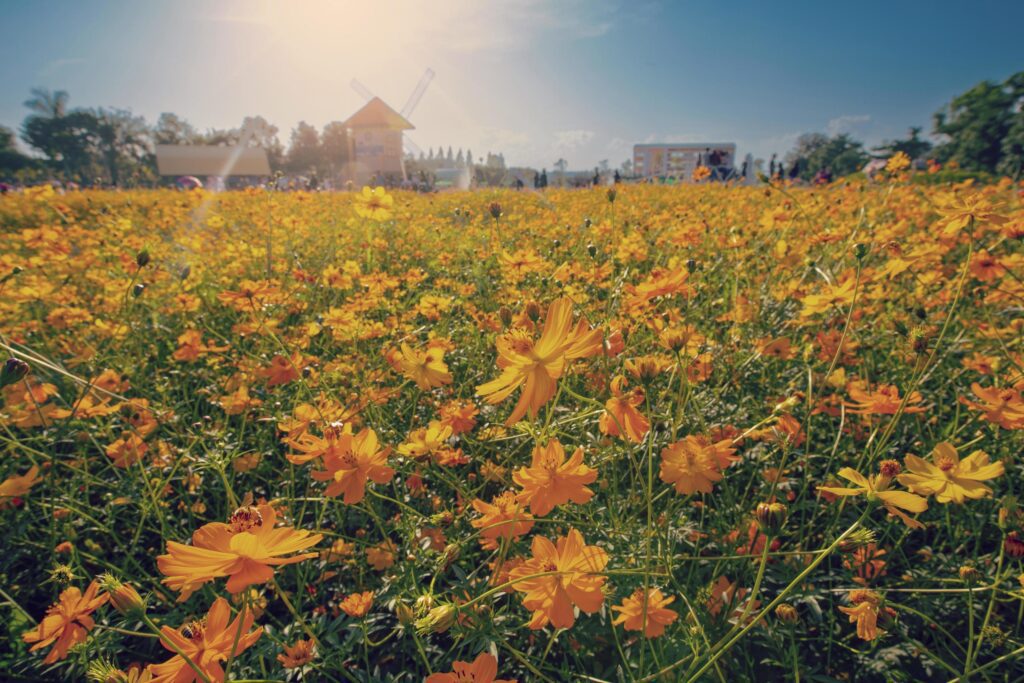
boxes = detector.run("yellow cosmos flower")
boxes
[354,186,394,220]
[898,442,1004,504]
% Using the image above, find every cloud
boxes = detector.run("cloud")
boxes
[827,114,871,136]
[554,129,595,150]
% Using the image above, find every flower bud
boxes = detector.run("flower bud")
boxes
[606,188,616,203]
[774,603,799,625]
[755,502,787,535]
[854,243,868,261]
[99,573,147,617]
[136,249,150,268]
[498,306,513,327]
[958,565,982,583]
[415,603,457,635]
[525,301,541,323]
[587,244,597,258]
[686,258,698,273]
[395,602,414,625]
[1,357,30,388]
[132,283,145,298]
[489,202,502,219]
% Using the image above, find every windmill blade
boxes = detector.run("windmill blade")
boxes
[400,68,434,120]
[350,78,375,102]
[403,136,423,157]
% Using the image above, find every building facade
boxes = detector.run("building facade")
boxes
[633,143,736,179]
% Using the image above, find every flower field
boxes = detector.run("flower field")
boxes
[1,178,1022,682]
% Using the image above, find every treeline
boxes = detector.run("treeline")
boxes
[0,89,360,185]
[782,70,1024,181]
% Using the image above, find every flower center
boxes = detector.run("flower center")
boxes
[936,456,956,472]
[229,506,263,533]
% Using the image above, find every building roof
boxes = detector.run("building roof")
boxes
[343,97,415,130]
[154,145,271,176]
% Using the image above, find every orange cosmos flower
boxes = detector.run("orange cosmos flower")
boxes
[22,580,108,664]
[509,528,608,629]
[599,376,650,443]
[0,465,42,508]
[513,439,597,516]
[477,297,603,425]
[845,381,925,415]
[425,652,517,683]
[339,591,373,617]
[398,342,452,390]
[437,400,479,435]
[257,353,306,387]
[310,426,395,504]
[659,435,738,495]
[611,587,679,638]
[277,638,316,669]
[157,504,322,601]
[106,433,148,468]
[366,539,396,571]
[148,596,262,682]
[471,491,535,549]
[961,382,1024,429]
[837,589,884,641]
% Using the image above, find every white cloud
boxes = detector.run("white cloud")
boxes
[827,114,871,136]
[38,58,84,77]
[554,129,595,150]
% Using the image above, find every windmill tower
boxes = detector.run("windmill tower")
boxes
[345,69,434,185]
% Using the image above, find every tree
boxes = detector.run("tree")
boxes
[90,108,153,186]
[785,133,867,180]
[286,121,321,174]
[321,121,350,178]
[933,75,1019,172]
[997,72,1024,179]
[154,113,198,145]
[874,127,932,161]
[465,148,473,167]
[240,116,284,170]
[0,126,35,179]
[23,88,69,119]
[21,108,103,181]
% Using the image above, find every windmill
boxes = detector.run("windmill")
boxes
[344,69,434,184]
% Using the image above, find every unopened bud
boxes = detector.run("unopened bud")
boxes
[489,202,502,220]
[587,244,597,258]
[606,188,616,203]
[774,603,799,625]
[755,502,787,535]
[1,358,30,388]
[136,250,150,268]
[958,565,982,583]
[498,306,513,327]
[854,243,868,261]
[686,259,698,273]
[525,301,542,323]
[133,283,145,298]
[395,602,414,625]
[100,574,147,617]
[415,603,457,635]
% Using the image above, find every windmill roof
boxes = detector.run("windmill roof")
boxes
[343,97,414,130]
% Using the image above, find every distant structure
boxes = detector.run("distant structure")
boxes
[342,98,415,184]
[154,121,271,185]
[633,142,737,180]
[346,69,434,185]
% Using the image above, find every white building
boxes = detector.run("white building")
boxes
[633,142,737,180]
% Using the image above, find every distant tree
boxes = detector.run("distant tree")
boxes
[599,159,609,173]
[786,133,867,179]
[321,121,350,178]
[21,108,102,181]
[933,73,1023,173]
[90,107,153,186]
[465,148,473,167]
[0,125,35,179]
[240,116,284,170]
[456,148,464,165]
[286,121,321,174]
[154,112,198,145]
[874,127,932,161]
[620,159,632,175]
[446,146,453,163]
[996,72,1024,179]
[23,88,69,119]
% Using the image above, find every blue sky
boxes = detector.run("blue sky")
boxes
[1,0,1022,169]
